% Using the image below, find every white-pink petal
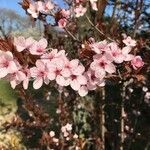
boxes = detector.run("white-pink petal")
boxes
[33,78,43,89]
[78,86,88,97]
[70,79,80,91]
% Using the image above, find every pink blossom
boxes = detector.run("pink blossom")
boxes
[47,58,70,86]
[145,92,150,99]
[73,134,78,139]
[58,18,67,28]
[78,85,88,97]
[14,36,26,52]
[29,38,47,55]
[14,36,35,52]
[49,131,55,137]
[131,56,144,70]
[85,69,105,91]
[61,59,82,78]
[74,5,87,17]
[42,0,54,14]
[105,42,124,63]
[27,2,39,18]
[65,59,88,97]
[65,123,72,131]
[37,1,45,12]
[122,46,134,61]
[123,36,136,47]
[91,55,116,74]
[90,40,108,54]
[8,70,26,89]
[0,51,18,78]
[61,9,70,18]
[30,60,49,89]
[90,0,98,11]
[69,61,87,91]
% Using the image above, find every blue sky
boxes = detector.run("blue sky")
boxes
[0,0,26,15]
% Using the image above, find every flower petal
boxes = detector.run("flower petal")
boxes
[33,78,43,89]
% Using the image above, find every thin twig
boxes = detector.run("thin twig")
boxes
[64,27,80,43]
[117,69,123,80]
[85,15,115,42]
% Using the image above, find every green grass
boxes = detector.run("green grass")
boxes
[0,80,18,109]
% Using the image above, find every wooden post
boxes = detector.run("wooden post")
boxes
[100,87,105,150]
[120,82,126,150]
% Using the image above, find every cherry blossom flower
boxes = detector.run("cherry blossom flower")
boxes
[142,87,148,92]
[47,58,70,86]
[29,38,48,55]
[61,123,72,137]
[145,92,150,100]
[73,134,78,139]
[30,60,49,89]
[85,69,105,91]
[123,36,136,47]
[27,2,39,18]
[90,0,98,11]
[74,5,87,17]
[37,1,45,12]
[53,138,59,143]
[78,85,88,97]
[61,9,70,18]
[131,56,144,70]
[8,70,26,89]
[27,1,54,17]
[90,55,116,74]
[69,61,87,91]
[14,36,35,52]
[65,123,72,131]
[14,36,26,52]
[42,0,54,14]
[90,40,108,54]
[61,59,81,78]
[105,42,124,63]
[122,46,134,61]
[58,18,67,28]
[0,51,18,78]
[49,131,55,137]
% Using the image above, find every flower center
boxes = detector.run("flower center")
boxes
[3,60,9,68]
[91,75,96,81]
[37,48,43,53]
[39,71,45,77]
[55,69,61,75]
[99,61,106,68]
[71,75,77,80]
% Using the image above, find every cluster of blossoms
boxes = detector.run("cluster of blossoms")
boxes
[61,123,72,139]
[27,0,54,18]
[43,124,78,147]
[84,36,144,91]
[0,36,144,97]
[61,123,79,141]
[26,0,97,28]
